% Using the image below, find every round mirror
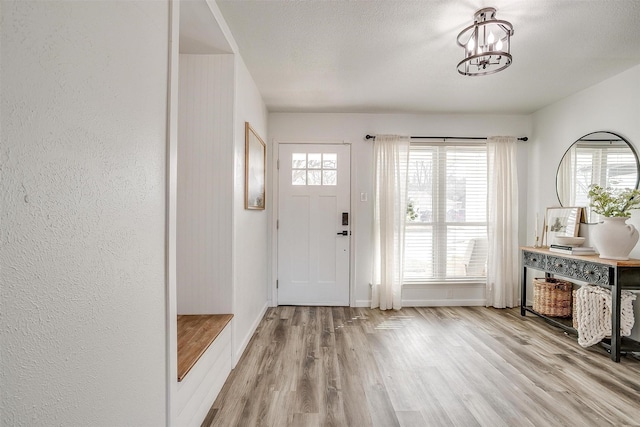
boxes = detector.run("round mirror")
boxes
[556,131,639,223]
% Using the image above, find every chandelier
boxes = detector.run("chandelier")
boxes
[457,7,514,76]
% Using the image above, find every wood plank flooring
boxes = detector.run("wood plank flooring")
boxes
[177,314,233,382]
[203,307,640,426]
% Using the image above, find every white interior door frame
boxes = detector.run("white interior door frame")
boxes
[270,140,356,307]
[166,1,179,423]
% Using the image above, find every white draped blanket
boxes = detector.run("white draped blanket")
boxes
[575,285,636,347]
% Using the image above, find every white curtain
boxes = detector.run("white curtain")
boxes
[486,136,519,308]
[372,135,410,310]
[557,146,576,206]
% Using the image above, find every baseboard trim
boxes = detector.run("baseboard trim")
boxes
[354,300,371,307]
[402,299,486,307]
[233,302,269,367]
[355,299,486,307]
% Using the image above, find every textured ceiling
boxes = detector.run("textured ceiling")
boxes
[214,0,640,114]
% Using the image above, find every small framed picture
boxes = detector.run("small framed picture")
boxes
[544,207,582,246]
[245,122,266,210]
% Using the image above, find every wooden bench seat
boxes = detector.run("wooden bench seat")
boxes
[177,314,233,382]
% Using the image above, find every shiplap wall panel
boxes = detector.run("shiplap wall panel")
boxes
[177,54,234,314]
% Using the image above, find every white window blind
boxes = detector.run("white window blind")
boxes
[404,142,488,283]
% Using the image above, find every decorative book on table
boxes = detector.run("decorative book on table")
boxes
[549,244,596,255]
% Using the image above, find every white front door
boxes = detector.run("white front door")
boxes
[277,144,350,305]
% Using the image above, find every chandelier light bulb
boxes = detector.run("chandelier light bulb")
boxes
[488,32,495,45]
[496,38,503,51]
[467,37,475,51]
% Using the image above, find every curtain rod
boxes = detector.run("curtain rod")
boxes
[578,138,623,142]
[364,135,528,142]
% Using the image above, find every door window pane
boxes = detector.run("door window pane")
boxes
[308,153,322,169]
[323,153,337,169]
[308,170,321,185]
[292,153,307,169]
[323,170,337,185]
[292,170,306,185]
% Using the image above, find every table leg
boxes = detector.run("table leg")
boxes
[521,266,527,316]
[611,269,621,362]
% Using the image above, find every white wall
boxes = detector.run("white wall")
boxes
[232,56,270,362]
[177,54,235,315]
[167,1,271,419]
[1,1,168,425]
[269,113,531,306]
[530,64,640,340]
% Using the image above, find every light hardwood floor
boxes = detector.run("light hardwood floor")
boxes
[203,306,640,426]
[177,314,233,381]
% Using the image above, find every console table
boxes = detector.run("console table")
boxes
[521,247,640,362]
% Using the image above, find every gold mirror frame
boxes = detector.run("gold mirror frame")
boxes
[245,122,266,210]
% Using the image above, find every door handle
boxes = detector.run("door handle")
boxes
[336,230,348,236]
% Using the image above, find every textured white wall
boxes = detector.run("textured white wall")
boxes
[531,64,640,340]
[177,54,234,315]
[1,1,168,425]
[233,56,270,362]
[268,113,531,306]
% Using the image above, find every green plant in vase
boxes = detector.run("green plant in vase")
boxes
[588,184,640,217]
[588,184,640,260]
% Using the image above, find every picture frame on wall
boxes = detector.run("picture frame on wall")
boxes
[544,206,582,246]
[245,122,266,210]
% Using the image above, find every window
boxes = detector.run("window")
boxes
[404,143,488,283]
[291,152,337,186]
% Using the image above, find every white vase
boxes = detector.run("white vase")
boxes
[592,217,639,260]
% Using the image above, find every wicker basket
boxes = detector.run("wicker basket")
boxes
[533,278,572,317]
